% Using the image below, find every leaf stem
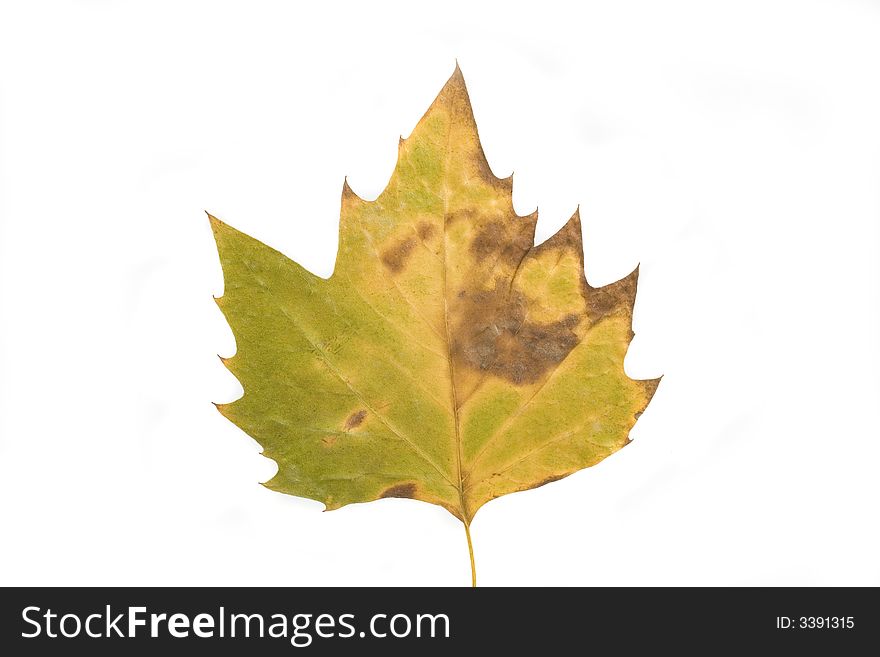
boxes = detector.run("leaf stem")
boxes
[464,521,476,587]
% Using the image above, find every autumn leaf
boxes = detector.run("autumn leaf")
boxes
[210,65,660,585]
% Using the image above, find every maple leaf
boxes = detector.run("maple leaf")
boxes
[210,65,660,585]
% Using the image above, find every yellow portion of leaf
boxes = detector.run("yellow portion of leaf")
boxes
[211,65,659,523]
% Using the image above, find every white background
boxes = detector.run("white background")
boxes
[1,0,878,586]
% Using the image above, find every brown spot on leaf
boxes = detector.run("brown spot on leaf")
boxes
[471,220,534,267]
[535,473,567,488]
[381,237,416,273]
[586,267,639,323]
[380,483,416,499]
[417,222,435,241]
[471,221,504,258]
[344,409,367,430]
[451,281,582,385]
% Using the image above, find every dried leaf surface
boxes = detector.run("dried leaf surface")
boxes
[211,66,659,528]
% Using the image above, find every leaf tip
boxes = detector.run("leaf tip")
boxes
[518,206,539,225]
[444,60,468,94]
[535,207,584,259]
[341,176,365,204]
[569,205,582,227]
[642,375,663,400]
[322,498,345,512]
[207,212,230,247]
[584,262,641,322]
